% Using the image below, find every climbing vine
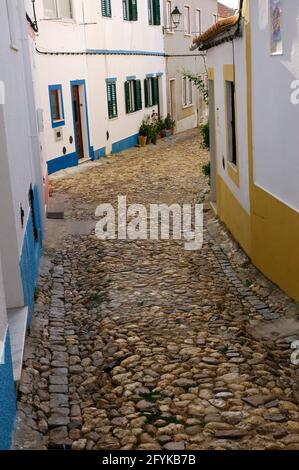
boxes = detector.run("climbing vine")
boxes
[182,71,209,105]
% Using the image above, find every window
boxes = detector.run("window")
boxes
[148,0,161,25]
[212,14,218,24]
[49,84,65,127]
[106,81,118,119]
[101,0,111,17]
[225,81,237,165]
[124,79,142,113]
[182,78,193,107]
[166,0,172,30]
[144,77,159,107]
[196,9,202,34]
[43,0,72,20]
[123,0,138,21]
[184,5,191,35]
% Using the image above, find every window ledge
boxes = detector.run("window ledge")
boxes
[52,120,65,129]
[182,104,194,109]
[228,161,238,172]
[42,18,75,24]
[7,306,29,383]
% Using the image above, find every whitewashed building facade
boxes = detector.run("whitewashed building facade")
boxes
[164,0,218,133]
[25,0,167,175]
[0,0,44,449]
[193,0,299,301]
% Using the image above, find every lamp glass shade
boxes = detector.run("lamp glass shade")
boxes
[171,7,182,27]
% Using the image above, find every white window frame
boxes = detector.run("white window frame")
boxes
[43,0,73,21]
[182,77,193,108]
[212,13,218,24]
[184,5,191,35]
[166,0,173,33]
[196,8,202,34]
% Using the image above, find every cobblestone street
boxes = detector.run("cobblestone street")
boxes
[14,130,299,450]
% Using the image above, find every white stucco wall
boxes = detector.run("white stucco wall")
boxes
[207,34,251,214]
[164,0,217,131]
[0,0,43,308]
[250,0,299,212]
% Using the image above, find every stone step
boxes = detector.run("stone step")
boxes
[7,306,28,383]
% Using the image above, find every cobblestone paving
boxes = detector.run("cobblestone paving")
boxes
[14,130,299,450]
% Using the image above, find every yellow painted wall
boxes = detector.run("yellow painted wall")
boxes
[210,0,299,301]
[251,187,299,301]
[245,0,299,301]
[216,174,252,256]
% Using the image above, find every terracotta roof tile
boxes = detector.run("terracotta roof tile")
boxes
[192,14,239,48]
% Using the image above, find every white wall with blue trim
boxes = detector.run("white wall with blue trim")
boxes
[26,0,167,174]
[0,0,45,449]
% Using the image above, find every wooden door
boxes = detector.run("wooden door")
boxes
[72,85,84,159]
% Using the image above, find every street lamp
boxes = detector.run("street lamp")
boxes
[163,6,182,33]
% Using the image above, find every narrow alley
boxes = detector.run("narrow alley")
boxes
[14,131,299,451]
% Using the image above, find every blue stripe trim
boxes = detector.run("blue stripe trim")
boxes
[126,76,136,81]
[20,197,42,321]
[156,72,164,77]
[146,73,155,78]
[105,77,117,83]
[93,147,106,160]
[86,49,165,56]
[0,329,16,450]
[112,133,138,154]
[48,84,65,129]
[47,152,78,175]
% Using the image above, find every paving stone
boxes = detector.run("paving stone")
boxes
[13,130,299,451]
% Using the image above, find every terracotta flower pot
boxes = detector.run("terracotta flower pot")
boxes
[138,135,147,147]
[160,129,167,138]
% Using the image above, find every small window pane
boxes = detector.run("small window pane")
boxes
[59,0,72,19]
[51,90,61,121]
[43,0,58,18]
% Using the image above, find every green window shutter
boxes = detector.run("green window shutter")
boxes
[102,0,111,17]
[130,0,138,21]
[111,83,117,117]
[125,81,131,113]
[134,80,142,111]
[152,78,159,106]
[144,79,149,107]
[107,82,117,119]
[153,0,161,25]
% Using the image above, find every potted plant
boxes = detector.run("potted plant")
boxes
[139,119,149,147]
[159,118,167,138]
[150,123,159,145]
[164,113,176,135]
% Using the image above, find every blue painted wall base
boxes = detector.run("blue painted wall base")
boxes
[47,152,78,175]
[19,187,42,324]
[92,147,106,160]
[112,134,139,154]
[0,330,16,450]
